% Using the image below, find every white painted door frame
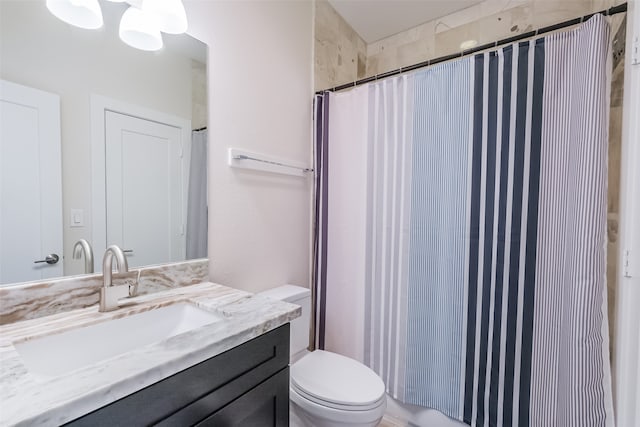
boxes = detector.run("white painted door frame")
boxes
[90,95,191,272]
[614,1,640,426]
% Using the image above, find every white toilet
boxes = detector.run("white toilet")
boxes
[258,285,387,427]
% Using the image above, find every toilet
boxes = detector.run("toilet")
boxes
[258,285,387,427]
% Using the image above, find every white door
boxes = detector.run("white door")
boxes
[0,80,63,284]
[105,111,186,268]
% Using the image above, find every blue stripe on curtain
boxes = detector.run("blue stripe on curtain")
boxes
[313,93,330,349]
[501,41,530,427]
[463,39,545,427]
[476,49,499,427]
[464,53,484,423]
[519,37,545,427]
[404,59,471,417]
[488,44,512,427]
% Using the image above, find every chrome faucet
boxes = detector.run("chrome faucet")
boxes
[99,245,133,312]
[72,239,94,274]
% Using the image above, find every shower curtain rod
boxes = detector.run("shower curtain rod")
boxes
[315,2,627,94]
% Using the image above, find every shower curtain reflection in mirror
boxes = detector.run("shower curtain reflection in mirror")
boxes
[186,128,208,259]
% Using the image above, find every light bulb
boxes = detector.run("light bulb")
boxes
[143,0,188,34]
[46,0,103,30]
[119,6,163,51]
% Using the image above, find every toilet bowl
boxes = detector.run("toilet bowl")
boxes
[290,349,386,427]
[258,285,387,427]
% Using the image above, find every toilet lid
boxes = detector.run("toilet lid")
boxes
[290,350,385,409]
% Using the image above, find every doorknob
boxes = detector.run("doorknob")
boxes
[34,254,60,265]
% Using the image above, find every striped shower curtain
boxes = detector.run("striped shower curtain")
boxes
[314,14,613,427]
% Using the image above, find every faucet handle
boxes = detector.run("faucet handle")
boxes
[126,269,142,297]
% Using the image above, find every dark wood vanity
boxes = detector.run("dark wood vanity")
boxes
[65,324,290,427]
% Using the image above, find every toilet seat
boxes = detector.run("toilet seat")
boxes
[290,350,386,411]
[291,381,385,411]
[290,385,387,426]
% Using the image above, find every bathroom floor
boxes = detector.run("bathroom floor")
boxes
[379,417,404,427]
[290,410,402,426]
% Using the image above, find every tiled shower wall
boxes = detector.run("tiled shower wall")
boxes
[315,0,626,88]
[314,0,367,91]
[315,0,625,355]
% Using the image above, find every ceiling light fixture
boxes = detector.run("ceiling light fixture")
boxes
[144,0,188,34]
[46,0,104,30]
[119,6,163,51]
[46,0,189,52]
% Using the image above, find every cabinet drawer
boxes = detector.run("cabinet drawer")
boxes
[197,367,289,427]
[65,324,290,426]
[156,362,289,424]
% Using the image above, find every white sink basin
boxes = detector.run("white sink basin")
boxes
[14,303,223,379]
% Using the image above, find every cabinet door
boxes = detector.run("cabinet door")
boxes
[197,367,289,427]
[65,325,289,427]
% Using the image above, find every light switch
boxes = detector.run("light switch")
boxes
[70,209,84,227]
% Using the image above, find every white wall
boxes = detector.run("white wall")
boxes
[614,0,640,425]
[185,1,314,293]
[0,1,195,276]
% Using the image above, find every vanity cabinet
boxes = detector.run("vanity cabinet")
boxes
[65,324,290,427]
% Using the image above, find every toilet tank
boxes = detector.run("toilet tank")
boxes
[258,285,310,357]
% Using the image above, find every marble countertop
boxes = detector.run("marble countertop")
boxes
[0,282,300,426]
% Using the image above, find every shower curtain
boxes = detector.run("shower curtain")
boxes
[186,128,208,259]
[314,15,613,427]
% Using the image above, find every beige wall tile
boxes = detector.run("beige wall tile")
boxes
[607,214,618,355]
[365,20,436,76]
[591,0,627,12]
[531,0,596,28]
[367,39,386,57]
[314,40,336,91]
[609,106,623,215]
[315,0,339,40]
[365,3,536,76]
[366,52,402,77]
[434,0,530,34]
[611,14,626,110]
[314,0,366,91]
[434,5,533,58]
[605,10,625,362]
[397,38,435,69]
[592,0,615,11]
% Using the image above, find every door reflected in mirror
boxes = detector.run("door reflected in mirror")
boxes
[0,0,208,285]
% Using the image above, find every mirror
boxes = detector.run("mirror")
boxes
[0,0,208,286]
